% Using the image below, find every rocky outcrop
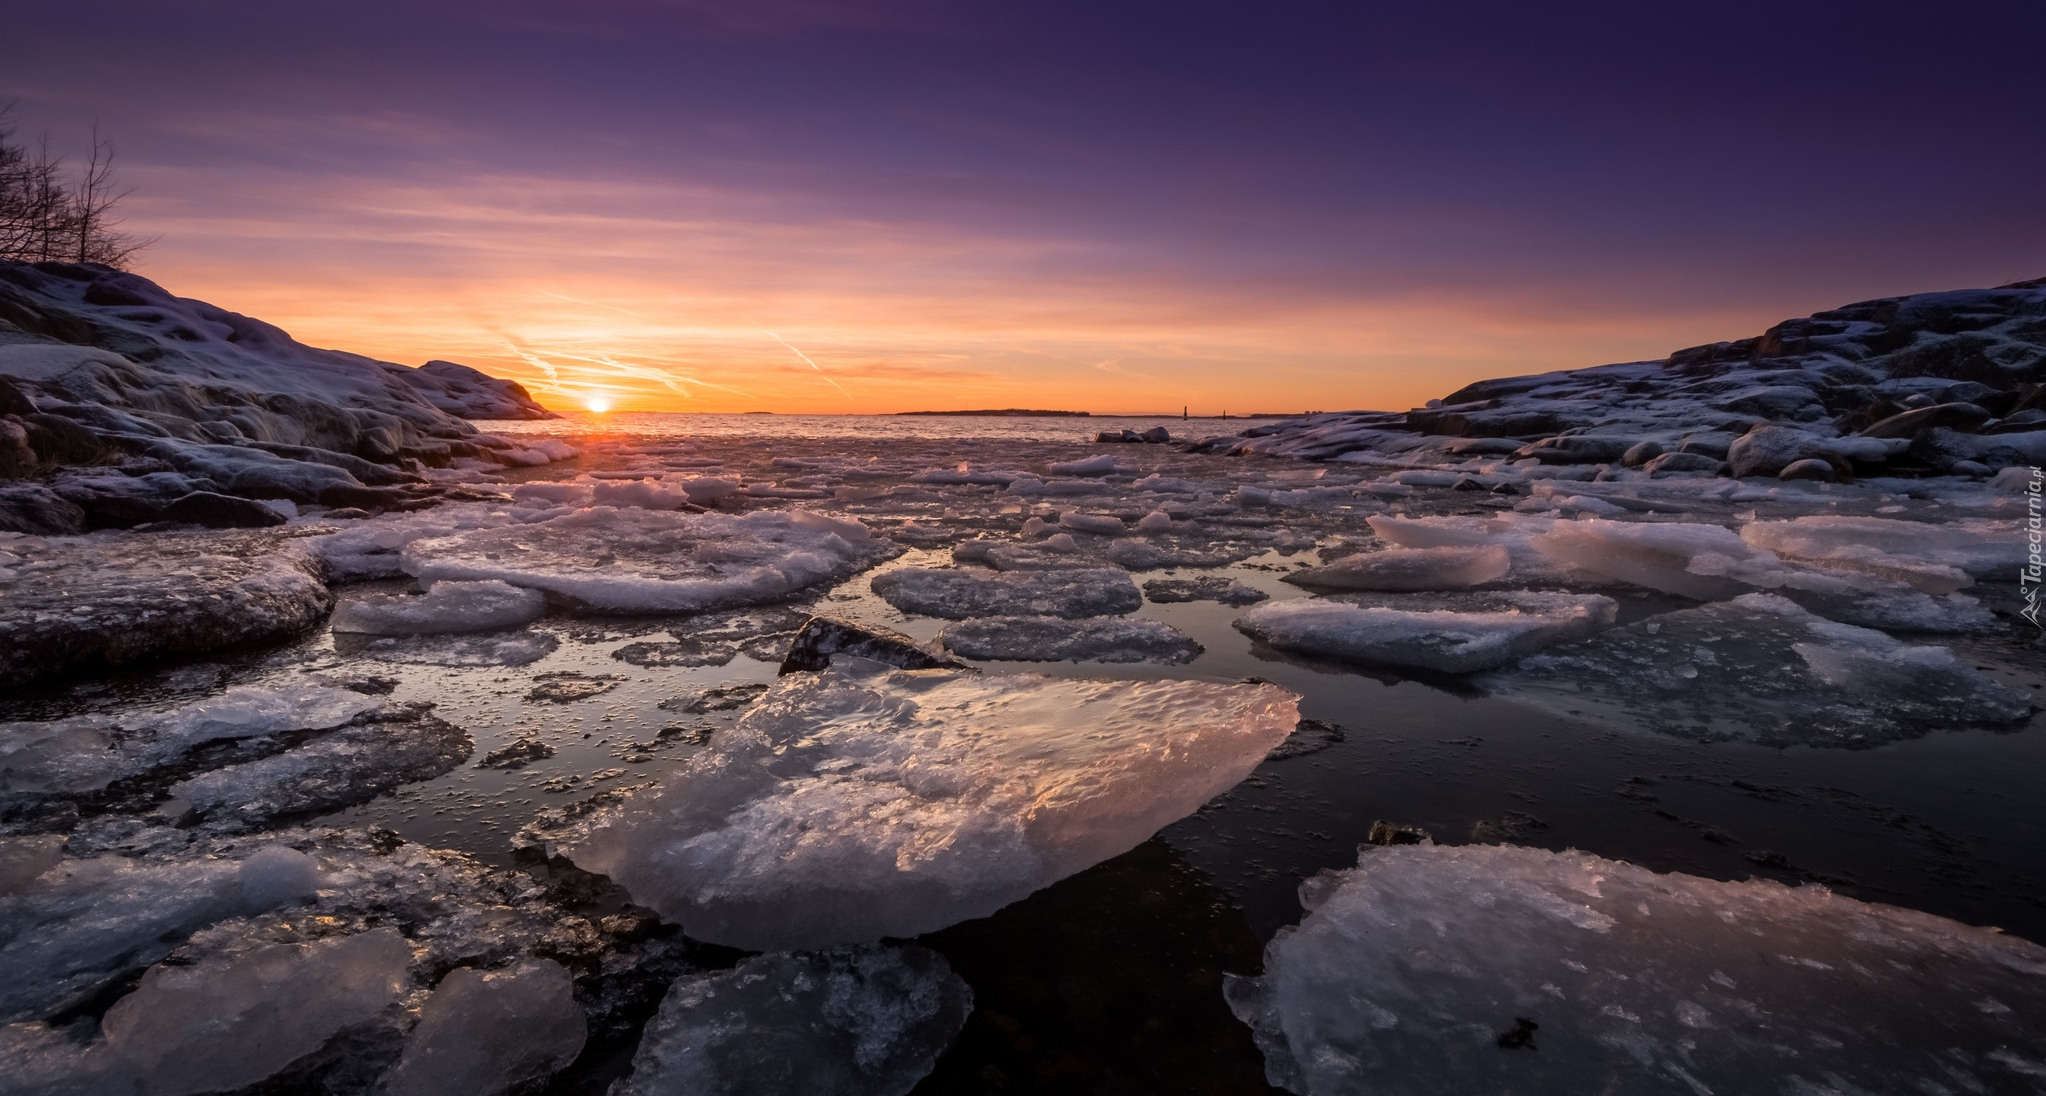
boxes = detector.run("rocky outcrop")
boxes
[1197,276,2046,478]
[0,261,569,529]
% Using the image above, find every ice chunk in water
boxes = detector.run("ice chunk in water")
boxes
[1,685,381,801]
[1527,520,1776,599]
[0,836,65,894]
[1487,593,2033,745]
[382,959,587,1096]
[1287,546,1511,591]
[1048,454,1120,476]
[331,579,547,635]
[348,629,560,666]
[99,928,411,1096]
[1741,515,2015,590]
[618,945,971,1096]
[1225,843,2046,1096]
[565,661,1297,949]
[0,845,320,1022]
[402,507,898,613]
[170,712,472,830]
[1135,509,1174,532]
[937,615,1203,664]
[1142,576,1268,605]
[1237,592,1617,674]
[1058,510,1125,534]
[871,567,1141,619]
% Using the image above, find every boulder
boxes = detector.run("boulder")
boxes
[778,616,969,675]
[1727,423,1829,478]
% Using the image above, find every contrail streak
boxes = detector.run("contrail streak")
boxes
[768,331,851,399]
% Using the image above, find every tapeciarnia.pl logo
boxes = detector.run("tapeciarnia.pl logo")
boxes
[2025,466,2044,630]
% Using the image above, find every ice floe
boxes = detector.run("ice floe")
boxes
[331,578,547,635]
[937,615,1203,664]
[618,945,971,1096]
[1486,593,2033,745]
[381,959,587,1096]
[564,660,1298,949]
[1287,545,1512,591]
[1237,592,1618,674]
[403,507,900,613]
[871,566,1141,619]
[1226,842,2046,1096]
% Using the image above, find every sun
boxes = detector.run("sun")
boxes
[584,396,611,414]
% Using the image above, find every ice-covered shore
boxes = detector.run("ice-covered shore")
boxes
[2,272,2044,1095]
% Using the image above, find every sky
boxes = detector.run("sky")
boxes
[7,0,2044,415]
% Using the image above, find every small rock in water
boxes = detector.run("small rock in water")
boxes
[525,673,622,703]
[618,945,972,1096]
[661,682,773,713]
[1226,843,2046,1096]
[478,737,556,769]
[777,615,967,675]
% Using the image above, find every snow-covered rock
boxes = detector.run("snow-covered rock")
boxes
[1486,593,2033,746]
[937,615,1203,664]
[331,579,548,635]
[0,262,564,526]
[1226,842,2046,1096]
[402,507,900,613]
[564,660,1298,949]
[618,946,971,1096]
[871,566,1141,619]
[1236,592,1617,674]
[0,529,332,684]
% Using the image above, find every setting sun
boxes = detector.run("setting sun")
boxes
[584,396,611,414]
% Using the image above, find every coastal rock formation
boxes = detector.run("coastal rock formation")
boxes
[1200,276,2046,478]
[0,260,565,533]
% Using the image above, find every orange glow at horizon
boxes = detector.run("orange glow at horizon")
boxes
[119,171,1785,416]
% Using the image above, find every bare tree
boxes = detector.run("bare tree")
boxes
[0,106,151,268]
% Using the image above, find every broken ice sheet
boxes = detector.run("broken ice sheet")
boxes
[564,660,1298,949]
[168,709,472,831]
[1483,593,2033,746]
[330,578,547,635]
[618,945,971,1096]
[1226,843,2046,1096]
[871,566,1142,619]
[401,506,900,613]
[1236,592,1618,675]
[936,615,1204,664]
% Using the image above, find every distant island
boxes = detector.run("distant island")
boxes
[895,409,1091,417]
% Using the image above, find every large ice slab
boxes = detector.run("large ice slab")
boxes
[1237,592,1618,674]
[402,507,899,613]
[1226,843,2046,1096]
[618,946,972,1096]
[565,661,1298,949]
[937,615,1203,664]
[1485,593,2033,745]
[871,566,1141,619]
[0,530,332,684]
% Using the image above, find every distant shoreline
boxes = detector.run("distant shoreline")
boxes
[893,409,1091,417]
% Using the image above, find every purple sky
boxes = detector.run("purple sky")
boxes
[10,0,2044,412]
